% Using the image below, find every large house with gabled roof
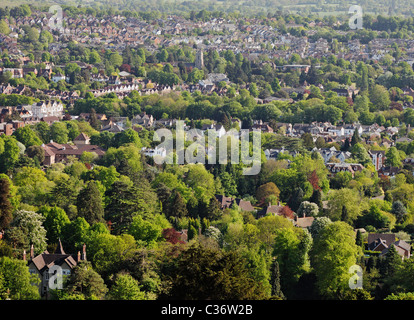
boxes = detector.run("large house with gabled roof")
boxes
[367,233,411,260]
[41,137,106,165]
[25,240,87,297]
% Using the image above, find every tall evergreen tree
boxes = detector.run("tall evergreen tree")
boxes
[65,261,108,299]
[156,183,172,214]
[381,244,402,278]
[366,256,377,273]
[310,189,323,212]
[341,138,351,152]
[0,178,13,230]
[341,205,349,223]
[104,181,137,234]
[168,189,188,218]
[187,224,198,241]
[351,129,361,146]
[76,180,104,225]
[391,201,407,223]
[287,188,303,212]
[270,259,284,299]
[89,108,101,130]
[355,229,363,248]
[104,179,159,234]
[206,197,222,220]
[271,77,281,92]
[166,243,268,300]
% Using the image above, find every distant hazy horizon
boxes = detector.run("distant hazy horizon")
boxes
[0,0,411,17]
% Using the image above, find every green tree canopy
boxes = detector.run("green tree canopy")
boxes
[166,242,268,300]
[0,256,40,300]
[311,221,362,298]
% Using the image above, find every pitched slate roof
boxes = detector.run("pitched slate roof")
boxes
[257,204,283,219]
[394,240,411,252]
[380,243,409,258]
[74,132,90,141]
[295,216,315,228]
[367,233,396,251]
[31,253,78,273]
[42,142,106,157]
[30,240,79,273]
[215,195,234,209]
[215,195,255,212]
[232,198,255,212]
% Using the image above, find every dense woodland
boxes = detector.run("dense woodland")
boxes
[1,4,414,301]
[1,0,414,17]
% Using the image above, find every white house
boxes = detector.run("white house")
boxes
[343,124,363,136]
[201,123,227,138]
[30,100,64,119]
[313,147,352,163]
[327,126,345,137]
[142,146,167,158]
[51,73,66,83]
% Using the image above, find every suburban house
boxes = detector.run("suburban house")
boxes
[232,198,256,212]
[73,132,91,145]
[51,73,66,83]
[41,139,106,165]
[1,67,23,78]
[215,195,256,212]
[100,123,125,133]
[201,123,227,138]
[264,148,285,160]
[378,166,401,177]
[369,150,385,171]
[0,120,24,136]
[256,203,284,219]
[205,73,229,84]
[79,113,107,122]
[29,101,64,119]
[367,233,411,260]
[131,112,154,127]
[326,125,345,137]
[325,162,365,177]
[331,87,359,98]
[313,147,352,163]
[343,124,363,136]
[41,116,60,125]
[0,122,14,136]
[26,240,87,297]
[141,146,167,158]
[251,123,274,133]
[294,216,315,229]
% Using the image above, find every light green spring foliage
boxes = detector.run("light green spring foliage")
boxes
[311,221,362,298]
[0,256,40,300]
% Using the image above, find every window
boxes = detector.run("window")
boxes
[62,269,71,276]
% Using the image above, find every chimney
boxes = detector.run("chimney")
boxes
[77,251,81,262]
[23,249,26,261]
[30,244,34,259]
[82,243,86,261]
